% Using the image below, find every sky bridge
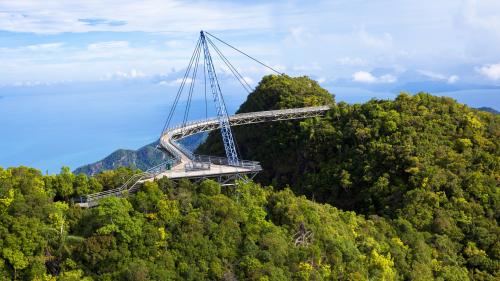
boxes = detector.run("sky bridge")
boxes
[78,31,330,207]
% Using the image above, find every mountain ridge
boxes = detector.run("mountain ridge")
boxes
[74,133,207,175]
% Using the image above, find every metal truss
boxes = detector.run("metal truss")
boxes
[200,31,240,165]
[168,170,259,186]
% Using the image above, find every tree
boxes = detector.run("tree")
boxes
[94,197,142,243]
[73,174,90,197]
[55,167,74,200]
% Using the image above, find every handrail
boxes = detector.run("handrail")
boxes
[191,154,260,168]
[83,157,179,202]
[161,105,330,138]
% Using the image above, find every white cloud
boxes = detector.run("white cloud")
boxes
[358,29,393,49]
[291,63,322,72]
[477,63,500,80]
[103,69,146,80]
[0,1,273,34]
[25,42,65,51]
[379,74,397,83]
[284,27,314,46]
[88,41,129,51]
[418,70,460,84]
[72,41,163,62]
[352,71,397,84]
[158,77,193,86]
[242,76,254,85]
[337,57,366,66]
[0,42,65,54]
[454,0,500,59]
[447,75,459,84]
[0,1,499,86]
[418,70,447,80]
[353,71,376,83]
[459,0,500,32]
[164,40,187,49]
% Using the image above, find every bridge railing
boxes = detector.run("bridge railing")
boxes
[160,105,330,139]
[82,157,180,203]
[163,117,219,137]
[146,157,181,174]
[233,105,330,119]
[83,172,148,202]
[191,154,261,169]
[184,161,211,171]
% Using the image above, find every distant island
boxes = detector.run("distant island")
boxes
[477,106,499,114]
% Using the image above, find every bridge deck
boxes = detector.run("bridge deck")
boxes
[78,105,329,207]
[150,164,258,181]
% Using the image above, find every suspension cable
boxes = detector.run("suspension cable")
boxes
[203,49,208,119]
[206,35,252,89]
[160,37,201,137]
[205,36,253,93]
[205,31,282,75]
[182,42,202,127]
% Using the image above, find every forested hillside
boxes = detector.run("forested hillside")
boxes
[198,75,500,280]
[0,75,498,280]
[0,166,463,280]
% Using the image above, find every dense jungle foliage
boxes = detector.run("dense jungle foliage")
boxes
[198,75,500,280]
[0,75,498,280]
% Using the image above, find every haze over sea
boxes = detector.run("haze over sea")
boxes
[1,79,498,173]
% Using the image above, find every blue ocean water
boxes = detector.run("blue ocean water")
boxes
[0,82,498,173]
[0,81,247,173]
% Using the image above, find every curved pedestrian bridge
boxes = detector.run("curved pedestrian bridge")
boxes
[78,105,330,207]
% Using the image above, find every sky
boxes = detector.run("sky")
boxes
[0,0,499,172]
[0,0,499,87]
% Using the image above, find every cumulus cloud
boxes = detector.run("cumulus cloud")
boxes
[353,71,376,83]
[477,63,500,80]
[352,71,397,84]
